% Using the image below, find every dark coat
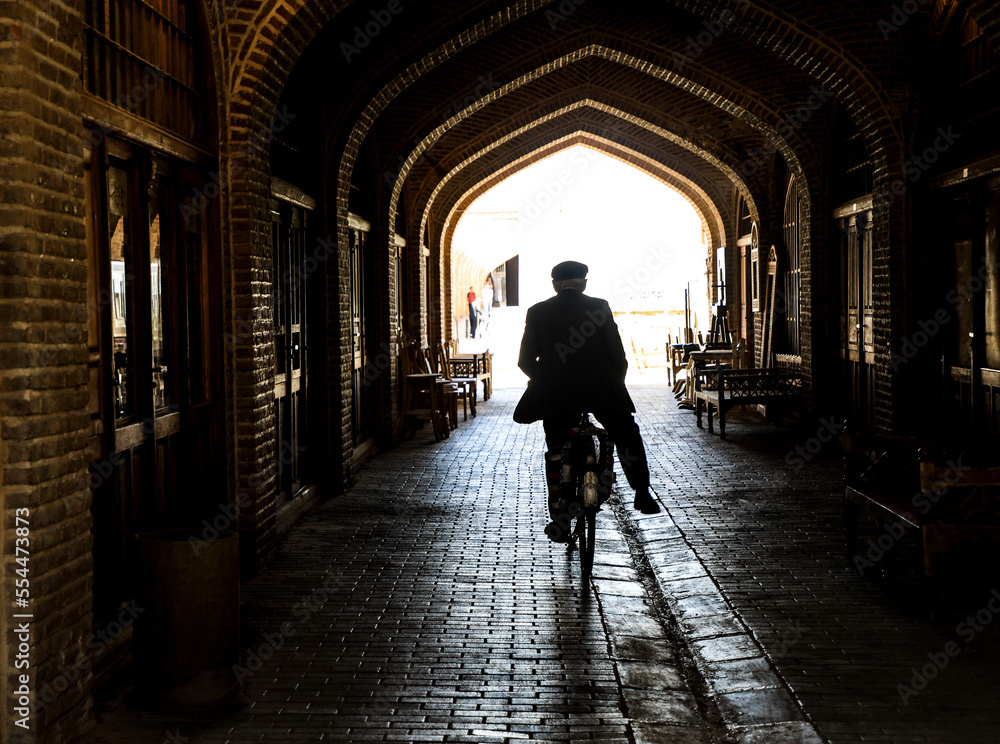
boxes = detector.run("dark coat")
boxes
[512,289,635,423]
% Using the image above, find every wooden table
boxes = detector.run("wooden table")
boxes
[680,349,732,408]
[447,351,492,400]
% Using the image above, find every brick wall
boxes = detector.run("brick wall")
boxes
[1,0,94,741]
[2,3,998,742]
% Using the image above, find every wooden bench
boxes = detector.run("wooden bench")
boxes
[844,436,1000,606]
[694,368,802,439]
[678,346,730,408]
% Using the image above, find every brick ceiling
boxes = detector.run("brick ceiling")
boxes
[269,0,992,248]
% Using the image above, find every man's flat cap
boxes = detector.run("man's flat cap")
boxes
[551,261,588,280]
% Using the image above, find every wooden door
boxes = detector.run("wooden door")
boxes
[838,204,875,432]
[271,200,311,504]
[349,219,376,445]
[86,138,224,621]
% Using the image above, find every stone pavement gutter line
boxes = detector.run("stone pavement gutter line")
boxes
[586,520,729,744]
[611,488,829,744]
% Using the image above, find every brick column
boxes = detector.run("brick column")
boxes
[223,109,278,573]
[1,1,94,742]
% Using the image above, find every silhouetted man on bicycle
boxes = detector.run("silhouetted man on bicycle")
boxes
[513,261,660,537]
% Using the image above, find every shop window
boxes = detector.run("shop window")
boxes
[108,165,137,418]
[86,135,222,619]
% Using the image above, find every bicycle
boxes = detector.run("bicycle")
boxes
[544,413,616,577]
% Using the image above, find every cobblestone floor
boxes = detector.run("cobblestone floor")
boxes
[78,388,725,744]
[77,385,1000,744]
[628,385,1000,744]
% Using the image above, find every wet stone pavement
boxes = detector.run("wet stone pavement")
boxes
[78,386,1000,743]
[631,386,1000,744]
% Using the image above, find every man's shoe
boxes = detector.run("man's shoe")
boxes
[633,491,660,514]
[545,521,571,543]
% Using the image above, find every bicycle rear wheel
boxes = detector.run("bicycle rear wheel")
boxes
[577,509,596,576]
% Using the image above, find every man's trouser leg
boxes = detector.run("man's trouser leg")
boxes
[591,410,650,493]
[543,416,578,542]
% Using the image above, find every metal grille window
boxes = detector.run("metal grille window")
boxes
[83,0,205,142]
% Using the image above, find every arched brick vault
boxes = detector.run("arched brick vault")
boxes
[410,107,739,332]
[375,42,819,356]
[414,101,747,251]
[432,129,729,265]
[403,98,745,345]
[368,31,828,301]
[341,1,900,251]
[379,30,829,214]
[393,56,786,225]
[400,90,762,284]
[437,132,729,269]
[408,113,744,348]
[432,133,729,335]
[413,108,740,346]
[212,0,1000,531]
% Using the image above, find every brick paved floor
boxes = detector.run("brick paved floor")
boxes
[77,385,1000,744]
[628,385,1000,744]
[78,389,726,744]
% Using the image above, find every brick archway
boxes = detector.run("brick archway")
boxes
[386,48,787,235]
[218,1,906,312]
[430,132,730,345]
[435,131,729,262]
[214,0,942,523]
[419,103,744,250]
[374,42,830,345]
[399,99,748,347]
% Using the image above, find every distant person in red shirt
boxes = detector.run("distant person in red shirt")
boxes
[467,286,478,338]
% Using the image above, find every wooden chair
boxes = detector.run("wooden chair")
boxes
[435,343,476,419]
[668,335,688,391]
[399,340,449,441]
[481,350,493,399]
[414,345,461,431]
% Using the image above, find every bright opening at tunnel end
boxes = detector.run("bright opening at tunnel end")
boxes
[452,144,709,389]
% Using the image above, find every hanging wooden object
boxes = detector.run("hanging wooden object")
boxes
[758,245,779,368]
